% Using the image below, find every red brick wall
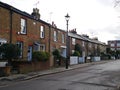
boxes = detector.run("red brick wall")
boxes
[18,61,50,73]
[0,5,66,68]
[0,6,52,69]
[0,7,11,42]
[0,6,50,59]
[49,27,66,67]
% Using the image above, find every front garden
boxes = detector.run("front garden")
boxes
[0,43,50,76]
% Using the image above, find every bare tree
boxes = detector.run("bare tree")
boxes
[114,0,120,7]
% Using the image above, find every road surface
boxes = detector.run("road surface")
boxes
[1,60,120,90]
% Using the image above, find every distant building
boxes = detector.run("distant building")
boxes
[108,40,120,51]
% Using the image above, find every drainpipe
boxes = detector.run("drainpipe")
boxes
[9,7,13,43]
[48,24,51,67]
[48,24,51,53]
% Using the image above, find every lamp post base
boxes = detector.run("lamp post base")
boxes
[65,58,68,69]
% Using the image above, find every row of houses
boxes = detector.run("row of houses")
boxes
[0,1,107,69]
[68,30,106,57]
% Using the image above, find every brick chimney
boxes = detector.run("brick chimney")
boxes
[31,8,40,20]
[69,28,77,34]
[92,37,98,41]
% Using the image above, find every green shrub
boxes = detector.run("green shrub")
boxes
[72,51,80,56]
[32,51,50,62]
[0,43,20,59]
[52,49,60,59]
[75,43,82,56]
[45,52,50,60]
[0,43,20,65]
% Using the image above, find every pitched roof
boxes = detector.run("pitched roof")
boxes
[68,32,106,45]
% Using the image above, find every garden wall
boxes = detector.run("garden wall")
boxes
[12,61,50,74]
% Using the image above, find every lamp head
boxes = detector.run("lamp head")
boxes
[65,13,70,21]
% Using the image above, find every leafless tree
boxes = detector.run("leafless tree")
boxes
[114,0,120,7]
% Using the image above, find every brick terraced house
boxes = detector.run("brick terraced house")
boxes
[0,1,66,68]
[0,1,107,72]
[68,29,106,59]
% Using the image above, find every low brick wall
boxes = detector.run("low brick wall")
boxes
[0,66,11,76]
[85,59,91,63]
[12,61,50,74]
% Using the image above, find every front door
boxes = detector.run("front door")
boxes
[28,46,32,61]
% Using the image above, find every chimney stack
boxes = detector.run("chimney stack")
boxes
[31,8,40,20]
[69,28,77,34]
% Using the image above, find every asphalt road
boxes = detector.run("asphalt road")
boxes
[1,60,120,90]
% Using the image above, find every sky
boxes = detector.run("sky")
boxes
[0,0,120,44]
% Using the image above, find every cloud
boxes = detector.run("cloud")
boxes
[97,0,114,7]
[1,0,120,43]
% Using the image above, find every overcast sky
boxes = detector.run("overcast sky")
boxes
[1,0,120,43]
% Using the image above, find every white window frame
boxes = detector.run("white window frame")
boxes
[72,38,75,45]
[40,26,45,38]
[62,34,65,43]
[82,41,85,47]
[54,31,57,42]
[111,43,115,47]
[16,42,23,58]
[40,44,45,51]
[72,50,75,54]
[117,43,120,47]
[21,18,27,34]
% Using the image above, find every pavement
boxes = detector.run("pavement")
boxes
[0,60,114,87]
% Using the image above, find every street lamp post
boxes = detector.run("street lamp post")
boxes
[65,13,70,69]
